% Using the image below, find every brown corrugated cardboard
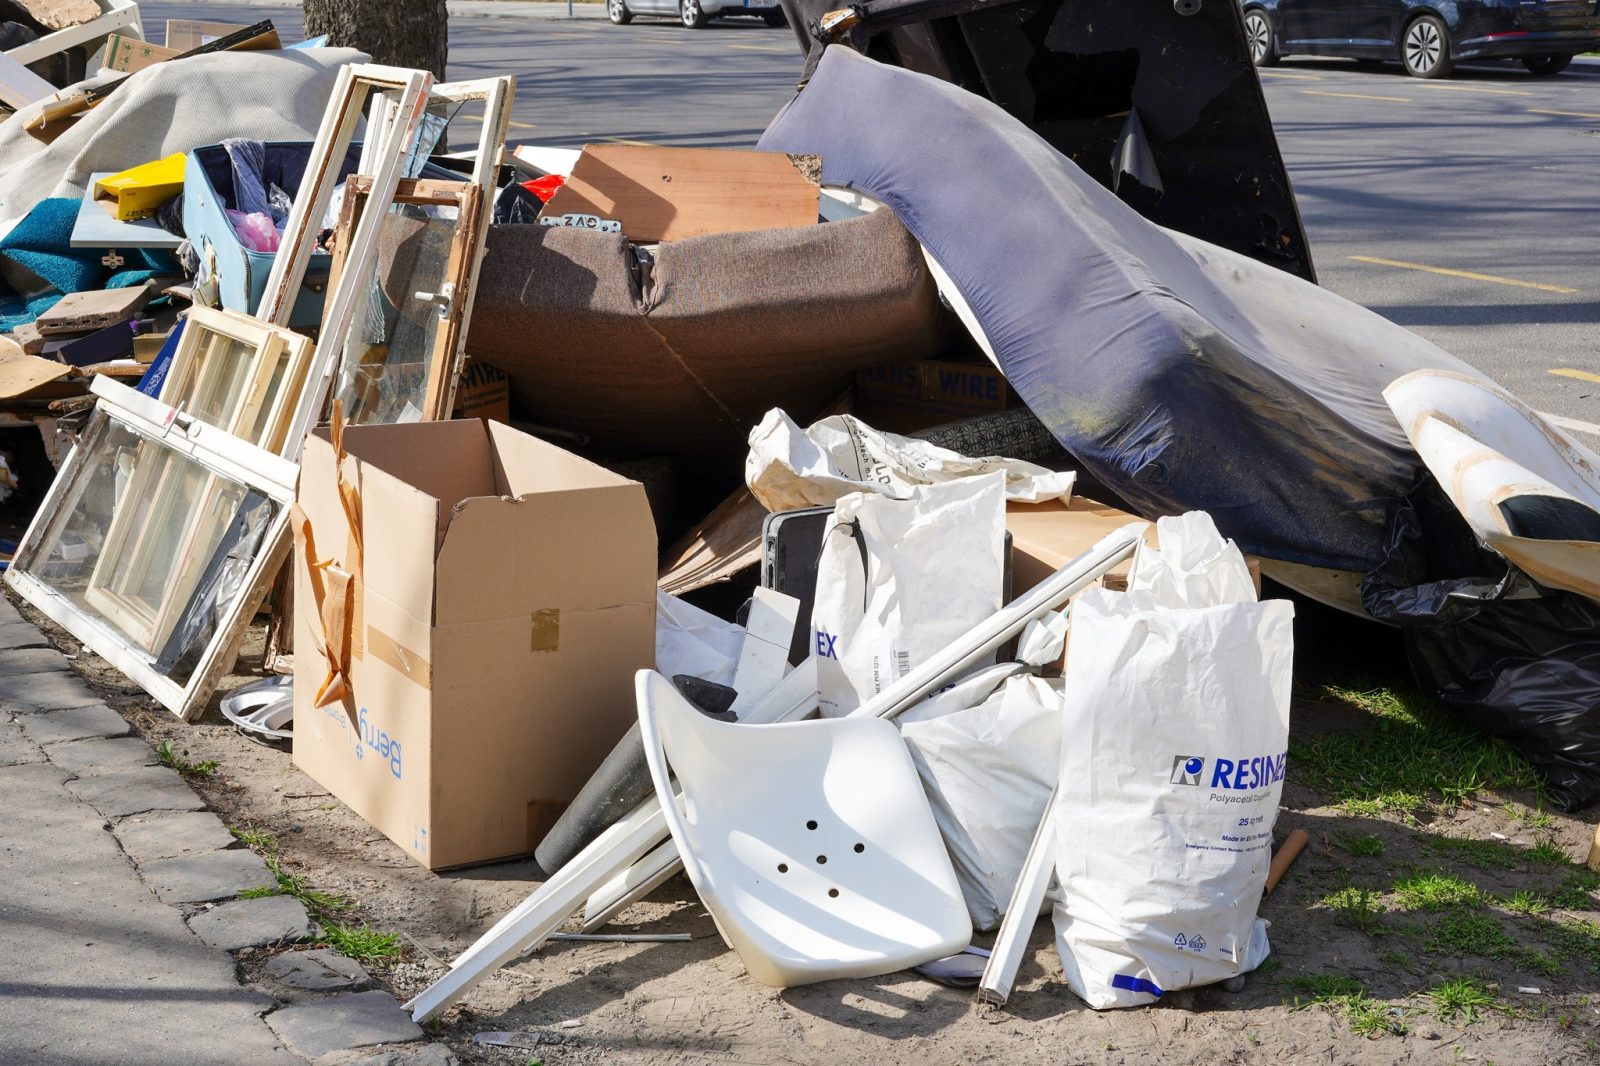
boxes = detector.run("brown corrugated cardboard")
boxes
[451,356,509,424]
[1006,497,1261,596]
[855,358,1014,434]
[292,419,657,870]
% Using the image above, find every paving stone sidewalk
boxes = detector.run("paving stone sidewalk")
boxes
[0,594,445,1066]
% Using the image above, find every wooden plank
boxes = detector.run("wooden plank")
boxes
[537,144,820,243]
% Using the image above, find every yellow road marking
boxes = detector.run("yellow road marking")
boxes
[1302,89,1410,103]
[508,120,537,130]
[1415,83,1533,97]
[1348,255,1579,294]
[1528,108,1600,119]
[599,137,659,146]
[1257,70,1323,80]
[1551,367,1600,385]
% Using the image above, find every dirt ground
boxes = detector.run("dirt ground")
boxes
[13,591,1600,1066]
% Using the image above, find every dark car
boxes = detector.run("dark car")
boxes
[1243,0,1600,77]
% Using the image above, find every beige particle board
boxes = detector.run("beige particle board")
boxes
[537,144,820,243]
[35,285,150,336]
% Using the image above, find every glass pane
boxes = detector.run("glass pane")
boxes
[332,201,460,425]
[187,331,257,431]
[26,415,281,687]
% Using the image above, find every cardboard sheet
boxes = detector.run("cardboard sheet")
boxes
[0,354,75,399]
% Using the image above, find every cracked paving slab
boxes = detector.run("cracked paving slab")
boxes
[0,762,300,1065]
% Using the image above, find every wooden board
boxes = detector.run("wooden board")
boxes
[537,144,820,243]
[35,285,150,336]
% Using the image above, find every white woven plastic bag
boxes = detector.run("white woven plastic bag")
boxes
[1050,519,1292,1010]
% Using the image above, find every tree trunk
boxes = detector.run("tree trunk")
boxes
[303,0,449,78]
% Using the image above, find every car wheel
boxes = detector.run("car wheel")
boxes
[1244,10,1279,67]
[762,9,787,26]
[1522,54,1573,76]
[1401,15,1453,78]
[607,0,632,24]
[680,0,711,28]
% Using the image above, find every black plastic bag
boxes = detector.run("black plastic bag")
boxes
[1362,478,1600,811]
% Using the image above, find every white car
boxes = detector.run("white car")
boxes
[607,0,786,29]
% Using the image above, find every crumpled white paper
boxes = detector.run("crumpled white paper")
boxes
[745,409,1075,512]
[655,590,743,687]
[1127,511,1256,608]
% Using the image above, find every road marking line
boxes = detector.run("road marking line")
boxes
[1416,83,1533,97]
[1550,367,1600,385]
[1257,70,1324,80]
[1528,108,1600,119]
[507,120,537,130]
[1539,412,1600,438]
[599,137,659,146]
[1348,255,1579,294]
[1302,89,1411,103]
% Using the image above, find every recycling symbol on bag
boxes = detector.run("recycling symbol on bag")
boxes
[1172,933,1187,947]
[1190,936,1207,953]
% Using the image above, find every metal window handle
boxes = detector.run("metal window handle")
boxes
[413,282,456,317]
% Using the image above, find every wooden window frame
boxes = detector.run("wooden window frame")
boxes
[4,377,297,720]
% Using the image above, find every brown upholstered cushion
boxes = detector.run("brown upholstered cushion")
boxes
[465,208,948,456]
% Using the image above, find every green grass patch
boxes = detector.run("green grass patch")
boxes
[1503,803,1555,831]
[1536,917,1600,967]
[1423,976,1505,1024]
[1287,974,1406,1038]
[1527,841,1573,865]
[1321,886,1386,932]
[1427,910,1515,957]
[1550,869,1600,911]
[1340,835,1385,858]
[1290,685,1538,816]
[1393,871,1483,912]
[229,824,279,852]
[155,739,218,777]
[1502,890,1550,917]
[237,884,284,900]
[1426,835,1537,871]
[227,819,396,963]
[321,923,402,963]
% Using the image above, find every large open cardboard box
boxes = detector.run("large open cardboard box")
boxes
[292,419,656,869]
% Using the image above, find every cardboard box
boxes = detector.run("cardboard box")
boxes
[104,34,181,72]
[292,419,657,870]
[452,356,510,424]
[1006,497,1261,597]
[855,358,1015,434]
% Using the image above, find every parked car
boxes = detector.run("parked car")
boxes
[1242,0,1600,78]
[608,0,786,28]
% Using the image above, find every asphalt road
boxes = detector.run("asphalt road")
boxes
[140,1,1600,429]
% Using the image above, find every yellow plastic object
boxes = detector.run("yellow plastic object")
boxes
[93,153,186,221]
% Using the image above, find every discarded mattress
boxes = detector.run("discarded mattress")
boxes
[758,47,1485,584]
[465,208,947,455]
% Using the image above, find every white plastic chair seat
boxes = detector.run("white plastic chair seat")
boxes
[636,669,970,987]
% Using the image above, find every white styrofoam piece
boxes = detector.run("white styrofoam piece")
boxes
[727,587,799,715]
